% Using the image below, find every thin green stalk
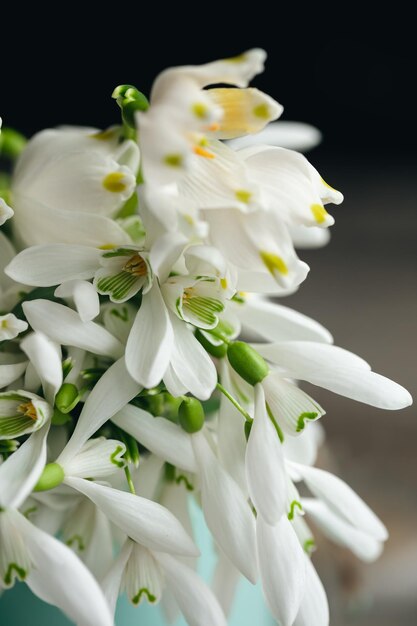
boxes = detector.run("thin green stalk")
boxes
[216,382,253,423]
[124,466,136,495]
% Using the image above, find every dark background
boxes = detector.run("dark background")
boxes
[2,13,416,626]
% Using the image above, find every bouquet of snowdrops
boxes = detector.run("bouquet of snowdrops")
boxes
[0,49,411,626]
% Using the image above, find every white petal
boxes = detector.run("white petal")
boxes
[156,552,227,626]
[234,297,332,343]
[257,514,306,626]
[211,550,241,617]
[191,431,258,582]
[0,360,28,390]
[217,361,247,491]
[0,197,14,226]
[83,508,115,580]
[5,244,101,286]
[14,511,113,626]
[302,498,383,562]
[283,423,323,467]
[246,385,287,524]
[63,437,126,479]
[257,341,412,410]
[263,372,325,436]
[58,358,141,465]
[101,302,136,344]
[20,332,63,404]
[256,340,370,371]
[149,231,187,283]
[289,224,331,249]
[55,280,100,321]
[23,299,123,358]
[12,193,131,247]
[102,540,133,616]
[65,477,198,557]
[228,121,322,152]
[294,556,329,626]
[291,463,388,542]
[168,313,217,400]
[0,424,49,509]
[112,404,197,473]
[126,283,174,387]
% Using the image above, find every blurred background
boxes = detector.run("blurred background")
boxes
[1,12,416,625]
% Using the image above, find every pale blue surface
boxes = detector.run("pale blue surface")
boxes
[0,504,274,625]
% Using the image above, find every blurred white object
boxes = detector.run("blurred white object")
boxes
[228,121,322,152]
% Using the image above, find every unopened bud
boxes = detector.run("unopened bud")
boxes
[55,383,80,414]
[227,341,269,386]
[34,463,65,492]
[178,397,205,434]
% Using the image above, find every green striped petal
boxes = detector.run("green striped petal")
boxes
[179,295,224,329]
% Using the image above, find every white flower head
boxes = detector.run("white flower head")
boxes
[0,313,28,341]
[138,49,283,186]
[0,390,51,440]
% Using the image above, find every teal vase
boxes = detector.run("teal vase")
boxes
[0,504,274,625]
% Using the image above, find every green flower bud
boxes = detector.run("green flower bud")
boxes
[195,329,227,358]
[112,84,149,130]
[34,463,65,492]
[178,397,205,434]
[0,127,27,159]
[55,383,80,414]
[227,341,269,386]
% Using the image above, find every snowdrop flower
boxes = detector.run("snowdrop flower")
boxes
[289,462,389,562]
[138,48,282,186]
[0,428,114,626]
[0,390,51,440]
[11,126,139,247]
[6,242,226,397]
[0,313,28,341]
[102,539,227,626]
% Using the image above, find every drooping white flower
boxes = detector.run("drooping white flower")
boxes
[191,429,258,583]
[256,340,413,410]
[11,126,139,247]
[0,313,28,341]
[0,427,114,626]
[102,539,227,626]
[137,49,282,186]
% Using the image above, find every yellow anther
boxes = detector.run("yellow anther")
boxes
[18,401,37,421]
[220,278,228,289]
[193,145,215,159]
[123,254,148,277]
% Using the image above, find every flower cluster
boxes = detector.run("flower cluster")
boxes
[0,50,412,626]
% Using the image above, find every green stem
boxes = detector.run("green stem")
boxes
[216,382,253,423]
[124,466,136,495]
